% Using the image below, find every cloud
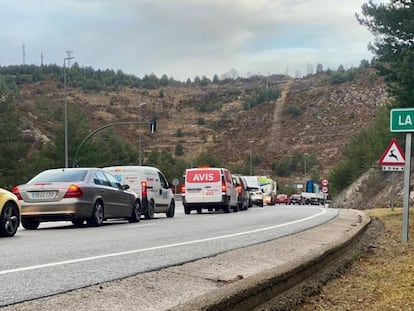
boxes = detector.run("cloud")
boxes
[0,0,378,80]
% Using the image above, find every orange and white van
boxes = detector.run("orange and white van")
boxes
[182,167,238,214]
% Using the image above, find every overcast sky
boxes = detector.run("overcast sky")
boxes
[1,0,384,81]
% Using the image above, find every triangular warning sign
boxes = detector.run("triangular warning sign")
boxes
[378,138,405,166]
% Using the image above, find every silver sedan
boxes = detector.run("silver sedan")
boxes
[12,167,141,229]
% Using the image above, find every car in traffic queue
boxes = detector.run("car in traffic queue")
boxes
[289,194,303,205]
[232,174,250,211]
[0,188,21,237]
[259,176,277,205]
[12,167,141,229]
[243,176,264,207]
[182,167,238,214]
[275,193,289,204]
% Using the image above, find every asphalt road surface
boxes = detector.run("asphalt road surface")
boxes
[0,202,337,307]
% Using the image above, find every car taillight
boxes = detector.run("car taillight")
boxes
[221,182,226,192]
[141,181,147,197]
[63,184,83,198]
[237,185,242,194]
[181,185,186,193]
[11,187,22,200]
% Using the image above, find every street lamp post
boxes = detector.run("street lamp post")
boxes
[63,55,74,168]
[304,152,309,176]
[139,102,146,165]
[249,140,254,175]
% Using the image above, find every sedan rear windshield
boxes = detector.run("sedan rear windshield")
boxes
[29,170,88,183]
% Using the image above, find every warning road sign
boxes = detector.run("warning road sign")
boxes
[378,138,405,166]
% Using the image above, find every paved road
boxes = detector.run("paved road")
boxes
[0,203,337,307]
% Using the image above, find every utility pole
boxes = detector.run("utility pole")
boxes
[22,44,26,65]
[139,103,146,165]
[249,140,254,175]
[65,50,73,66]
[304,153,309,176]
[64,51,74,168]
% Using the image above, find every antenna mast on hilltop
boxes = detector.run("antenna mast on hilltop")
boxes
[65,50,73,67]
[22,44,26,65]
[41,51,44,66]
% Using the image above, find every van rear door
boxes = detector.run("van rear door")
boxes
[185,168,222,204]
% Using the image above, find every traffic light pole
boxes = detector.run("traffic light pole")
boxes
[72,120,156,167]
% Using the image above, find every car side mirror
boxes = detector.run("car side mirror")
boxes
[122,184,130,190]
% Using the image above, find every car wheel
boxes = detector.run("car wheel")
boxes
[233,204,239,212]
[196,207,202,214]
[72,219,85,227]
[166,200,175,218]
[145,200,155,219]
[223,200,230,213]
[88,200,104,226]
[21,218,40,230]
[0,202,20,237]
[129,200,141,223]
[184,205,191,215]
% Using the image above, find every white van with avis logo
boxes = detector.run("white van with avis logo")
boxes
[103,166,175,219]
[182,167,238,214]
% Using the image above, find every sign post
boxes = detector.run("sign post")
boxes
[402,134,411,242]
[390,108,414,242]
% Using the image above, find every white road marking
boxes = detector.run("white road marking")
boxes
[1,208,328,275]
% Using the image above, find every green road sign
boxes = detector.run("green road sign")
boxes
[390,108,414,132]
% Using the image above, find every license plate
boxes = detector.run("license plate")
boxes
[30,191,57,199]
[187,188,201,193]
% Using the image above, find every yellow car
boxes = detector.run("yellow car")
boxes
[0,188,21,237]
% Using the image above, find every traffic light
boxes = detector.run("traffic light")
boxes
[150,119,157,134]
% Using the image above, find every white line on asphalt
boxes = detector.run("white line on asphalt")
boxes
[1,208,328,275]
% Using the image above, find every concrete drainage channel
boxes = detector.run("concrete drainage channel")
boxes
[171,210,371,311]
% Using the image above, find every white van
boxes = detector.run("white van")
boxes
[103,166,175,218]
[182,167,238,214]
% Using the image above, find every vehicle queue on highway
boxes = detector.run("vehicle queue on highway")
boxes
[1,164,323,238]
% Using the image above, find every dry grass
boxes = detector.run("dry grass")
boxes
[298,208,414,311]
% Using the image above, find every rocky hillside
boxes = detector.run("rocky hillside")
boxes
[18,70,389,188]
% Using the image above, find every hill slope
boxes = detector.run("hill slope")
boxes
[18,70,388,183]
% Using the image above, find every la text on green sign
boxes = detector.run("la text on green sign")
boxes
[390,108,414,132]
